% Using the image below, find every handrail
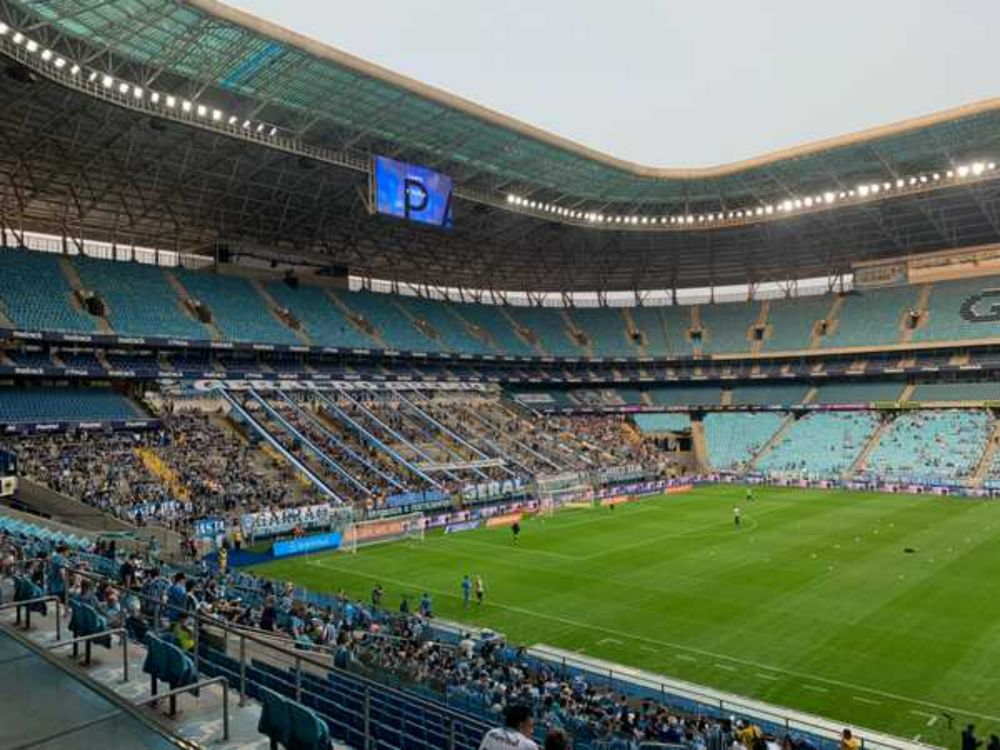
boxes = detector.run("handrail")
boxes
[133,676,230,742]
[47,627,129,681]
[0,595,62,639]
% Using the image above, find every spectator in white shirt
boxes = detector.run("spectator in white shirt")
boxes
[479,704,538,750]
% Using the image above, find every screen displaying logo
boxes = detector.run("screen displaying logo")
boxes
[374,156,453,228]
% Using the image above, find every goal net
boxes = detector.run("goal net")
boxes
[535,471,594,515]
[342,512,425,554]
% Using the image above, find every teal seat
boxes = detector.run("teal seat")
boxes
[258,686,293,749]
[68,602,111,648]
[13,576,46,614]
[287,699,331,750]
[162,639,198,693]
[142,635,168,683]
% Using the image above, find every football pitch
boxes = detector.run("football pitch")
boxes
[252,485,1000,746]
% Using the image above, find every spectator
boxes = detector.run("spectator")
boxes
[480,703,538,750]
[840,729,861,750]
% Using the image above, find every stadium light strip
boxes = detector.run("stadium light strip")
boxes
[504,164,998,230]
[0,22,281,140]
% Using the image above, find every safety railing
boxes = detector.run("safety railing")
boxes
[133,676,230,742]
[47,627,129,679]
[0,595,62,637]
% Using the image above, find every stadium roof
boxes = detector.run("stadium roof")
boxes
[0,0,999,292]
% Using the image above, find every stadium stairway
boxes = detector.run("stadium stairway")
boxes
[0,299,13,328]
[811,295,846,349]
[164,270,223,341]
[59,256,113,333]
[559,309,593,357]
[324,290,388,349]
[497,306,547,356]
[750,300,770,355]
[747,412,798,469]
[899,284,933,344]
[690,419,710,471]
[441,303,498,352]
[845,413,895,479]
[136,447,191,502]
[970,416,1000,485]
[619,308,648,356]
[251,280,312,346]
[0,590,279,749]
[388,297,442,350]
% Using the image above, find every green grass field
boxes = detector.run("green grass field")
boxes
[252,486,1000,746]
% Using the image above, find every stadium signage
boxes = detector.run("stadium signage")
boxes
[169,378,492,394]
[272,531,343,558]
[0,418,160,434]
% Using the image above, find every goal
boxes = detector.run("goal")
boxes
[342,512,425,554]
[535,471,594,516]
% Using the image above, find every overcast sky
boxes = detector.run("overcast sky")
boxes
[226,0,997,168]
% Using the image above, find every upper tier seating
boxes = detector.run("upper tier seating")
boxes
[0,250,97,333]
[658,306,696,355]
[74,258,207,340]
[333,290,436,352]
[569,308,639,357]
[812,381,905,404]
[175,270,299,345]
[646,385,722,407]
[863,409,990,481]
[911,382,1000,401]
[12,250,1000,359]
[730,383,811,406]
[393,295,490,354]
[699,301,759,353]
[913,275,1000,343]
[505,306,586,357]
[633,413,691,433]
[264,282,376,349]
[0,386,144,423]
[451,303,535,356]
[823,287,917,348]
[703,412,785,471]
[629,306,674,355]
[757,411,880,478]
[765,295,833,352]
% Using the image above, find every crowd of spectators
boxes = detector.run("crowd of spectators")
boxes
[3,394,675,542]
[2,526,850,750]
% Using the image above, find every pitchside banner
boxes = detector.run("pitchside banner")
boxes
[241,503,332,539]
[272,532,342,558]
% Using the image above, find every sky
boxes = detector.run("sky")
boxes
[225,0,997,168]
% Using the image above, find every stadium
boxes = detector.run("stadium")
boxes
[1,1,1000,749]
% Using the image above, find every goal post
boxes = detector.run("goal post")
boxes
[342,512,425,554]
[534,471,595,515]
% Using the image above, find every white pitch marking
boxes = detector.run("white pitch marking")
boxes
[715,664,737,672]
[597,637,623,645]
[756,673,779,681]
[675,654,698,662]
[852,696,881,705]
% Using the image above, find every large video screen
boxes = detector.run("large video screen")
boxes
[373,156,453,228]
